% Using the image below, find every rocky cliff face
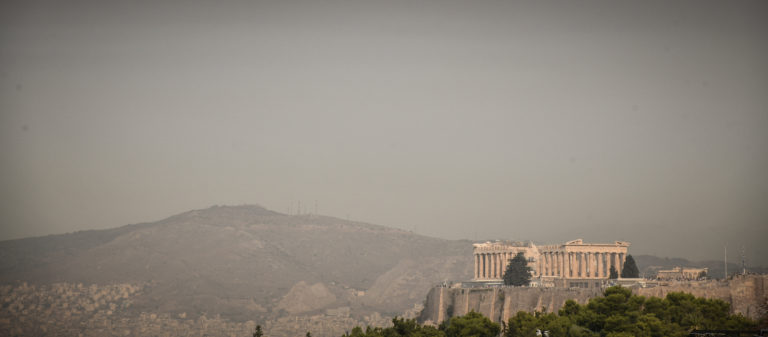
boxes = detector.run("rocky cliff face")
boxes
[420,275,767,325]
[419,287,602,325]
[635,274,767,320]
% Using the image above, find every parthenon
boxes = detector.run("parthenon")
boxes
[473,239,630,282]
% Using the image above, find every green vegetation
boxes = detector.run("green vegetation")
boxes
[342,287,756,337]
[342,312,498,337]
[505,286,755,336]
[502,252,532,286]
[253,325,263,337]
[608,266,618,280]
[620,255,639,278]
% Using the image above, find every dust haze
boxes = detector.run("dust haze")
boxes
[1,0,766,265]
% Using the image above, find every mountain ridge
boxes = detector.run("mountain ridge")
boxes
[0,204,472,324]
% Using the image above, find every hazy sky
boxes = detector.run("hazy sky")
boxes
[1,0,766,265]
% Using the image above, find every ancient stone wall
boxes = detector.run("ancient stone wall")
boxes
[419,287,601,325]
[420,275,768,325]
[635,274,766,320]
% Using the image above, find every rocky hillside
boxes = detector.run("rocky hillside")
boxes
[0,205,473,336]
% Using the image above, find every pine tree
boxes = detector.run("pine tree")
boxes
[620,254,639,278]
[253,325,263,337]
[609,265,619,279]
[502,252,531,286]
[306,332,312,337]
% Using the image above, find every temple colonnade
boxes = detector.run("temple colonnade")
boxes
[473,239,630,281]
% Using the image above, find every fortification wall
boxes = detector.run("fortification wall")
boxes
[635,274,766,320]
[419,287,601,325]
[419,275,767,325]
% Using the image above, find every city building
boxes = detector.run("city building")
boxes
[656,267,708,280]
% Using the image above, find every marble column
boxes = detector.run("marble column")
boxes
[619,253,625,277]
[488,253,493,278]
[480,253,484,279]
[546,252,551,277]
[478,254,482,279]
[500,253,505,277]
[570,253,576,278]
[613,253,620,278]
[536,255,542,277]
[479,254,483,279]
[497,253,502,278]
[493,253,498,278]
[597,253,603,278]
[571,253,576,278]
[501,253,506,276]
[561,252,566,277]
[546,252,551,276]
[593,253,599,278]
[492,253,497,278]
[498,253,503,278]
[579,252,585,278]
[552,253,557,277]
[561,252,567,277]
[577,253,582,278]
[474,254,478,279]
[550,252,555,277]
[539,252,547,276]
[479,254,484,279]
[484,253,490,279]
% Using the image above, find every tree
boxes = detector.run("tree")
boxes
[503,252,532,286]
[445,311,500,337]
[759,297,768,329]
[306,332,312,337]
[339,288,758,337]
[609,266,619,279]
[253,325,263,337]
[620,255,639,278]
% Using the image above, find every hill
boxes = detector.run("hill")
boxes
[633,254,767,279]
[0,205,472,336]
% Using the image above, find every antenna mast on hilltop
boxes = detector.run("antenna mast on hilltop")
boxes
[741,246,747,275]
[724,245,728,279]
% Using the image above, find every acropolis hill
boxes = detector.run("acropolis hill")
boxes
[418,239,766,326]
[419,274,768,325]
